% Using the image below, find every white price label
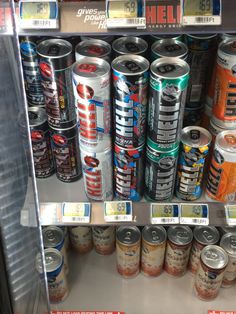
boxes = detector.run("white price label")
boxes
[107,17,146,29]
[104,201,132,222]
[40,203,62,225]
[151,204,179,224]
[180,204,209,225]
[62,203,91,224]
[225,205,236,226]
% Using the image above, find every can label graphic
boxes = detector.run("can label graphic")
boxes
[92,226,116,255]
[188,239,205,274]
[69,226,93,254]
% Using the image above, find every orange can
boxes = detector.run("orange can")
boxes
[212,40,236,127]
[206,130,236,202]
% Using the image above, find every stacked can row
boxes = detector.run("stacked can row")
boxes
[38,225,236,304]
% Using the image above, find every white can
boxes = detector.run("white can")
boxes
[92,226,116,255]
[220,233,236,287]
[69,226,93,254]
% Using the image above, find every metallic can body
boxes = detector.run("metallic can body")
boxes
[141,225,167,277]
[72,57,111,146]
[176,126,212,201]
[112,55,149,148]
[20,36,45,107]
[206,130,236,202]
[28,107,54,178]
[220,233,236,287]
[75,39,111,63]
[194,245,228,300]
[112,36,148,57]
[164,226,193,277]
[116,226,141,278]
[80,140,113,201]
[145,142,179,201]
[151,39,188,62]
[69,226,93,254]
[92,226,116,255]
[58,226,70,251]
[50,124,82,182]
[189,226,220,274]
[183,104,204,127]
[114,144,145,201]
[37,39,76,128]
[148,57,189,151]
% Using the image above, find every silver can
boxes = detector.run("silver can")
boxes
[75,39,111,63]
[151,39,188,62]
[141,225,167,277]
[92,226,116,255]
[189,226,220,274]
[220,233,236,287]
[218,226,236,236]
[149,34,183,45]
[112,36,148,57]
[164,226,193,277]
[69,226,93,254]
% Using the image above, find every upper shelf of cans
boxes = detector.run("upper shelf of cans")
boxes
[14,0,236,36]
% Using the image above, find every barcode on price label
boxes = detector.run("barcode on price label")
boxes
[104,201,132,222]
[180,203,209,225]
[225,205,236,226]
[62,202,91,224]
[107,17,146,29]
[151,204,179,224]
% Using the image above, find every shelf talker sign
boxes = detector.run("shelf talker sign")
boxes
[208,311,236,314]
[50,311,125,314]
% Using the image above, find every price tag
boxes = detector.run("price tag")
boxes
[151,203,179,224]
[104,201,132,222]
[19,0,59,29]
[40,202,62,225]
[225,205,236,226]
[62,203,91,223]
[181,0,221,25]
[180,204,209,225]
[107,17,146,29]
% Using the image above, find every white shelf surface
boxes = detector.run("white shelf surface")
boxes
[51,250,236,314]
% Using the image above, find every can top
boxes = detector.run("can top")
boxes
[151,34,182,41]
[220,233,236,256]
[28,107,47,127]
[147,137,179,153]
[187,33,217,40]
[72,57,110,79]
[142,225,166,244]
[219,226,236,235]
[112,36,148,55]
[43,226,64,248]
[201,245,228,269]
[37,39,72,58]
[220,33,236,41]
[79,134,112,152]
[116,226,141,245]
[35,248,63,274]
[211,115,236,130]
[92,226,113,232]
[151,57,189,79]
[181,126,212,148]
[216,130,236,153]
[194,226,220,246]
[167,226,193,245]
[151,39,188,59]
[112,54,149,76]
[219,39,236,56]
[75,39,111,58]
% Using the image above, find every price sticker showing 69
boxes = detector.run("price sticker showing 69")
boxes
[151,204,179,224]
[104,201,132,222]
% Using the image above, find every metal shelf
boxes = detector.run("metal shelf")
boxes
[18,0,236,36]
[37,175,227,226]
[50,250,236,314]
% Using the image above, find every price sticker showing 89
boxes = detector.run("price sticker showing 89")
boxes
[181,0,222,25]
[104,201,132,222]
[151,204,179,224]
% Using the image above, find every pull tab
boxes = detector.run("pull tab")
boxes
[47,230,55,241]
[230,236,236,249]
[157,64,176,74]
[124,61,141,73]
[176,231,189,239]
[225,134,236,145]
[190,129,200,141]
[151,230,160,242]
[165,44,181,53]
[202,230,213,242]
[48,44,60,56]
[28,111,38,120]
[125,42,139,53]
[205,250,218,261]
[124,231,132,242]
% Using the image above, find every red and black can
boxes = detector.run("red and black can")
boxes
[37,39,76,129]
[20,36,45,107]
[28,107,54,178]
[50,124,82,182]
[114,143,145,201]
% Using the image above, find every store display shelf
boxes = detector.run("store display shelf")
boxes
[37,175,227,227]
[18,0,236,36]
[51,250,236,314]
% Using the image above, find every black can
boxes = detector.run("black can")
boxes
[20,36,45,107]
[50,124,82,182]
[28,107,54,178]
[37,39,76,129]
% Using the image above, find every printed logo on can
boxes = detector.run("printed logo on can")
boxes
[40,61,53,79]
[78,63,97,73]
[31,130,44,142]
[77,84,94,99]
[52,134,68,147]
[88,45,105,56]
[158,156,176,169]
[20,41,37,57]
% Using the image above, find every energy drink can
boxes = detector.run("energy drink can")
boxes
[185,34,217,107]
[148,57,189,151]
[112,54,149,148]
[189,226,220,275]
[28,107,54,178]
[206,130,236,202]
[43,226,69,275]
[116,226,141,278]
[72,57,111,146]
[50,124,82,182]
[112,36,148,57]
[164,226,193,277]
[79,137,113,201]
[69,226,93,254]
[151,39,188,62]
[20,36,45,107]
[176,126,212,201]
[220,233,236,287]
[183,104,204,127]
[218,226,236,236]
[114,143,145,201]
[141,225,167,277]
[220,33,236,42]
[208,116,235,144]
[37,39,76,128]
[194,245,228,300]
[149,34,183,45]
[92,226,116,255]
[145,140,179,201]
[212,40,236,127]
[75,39,111,63]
